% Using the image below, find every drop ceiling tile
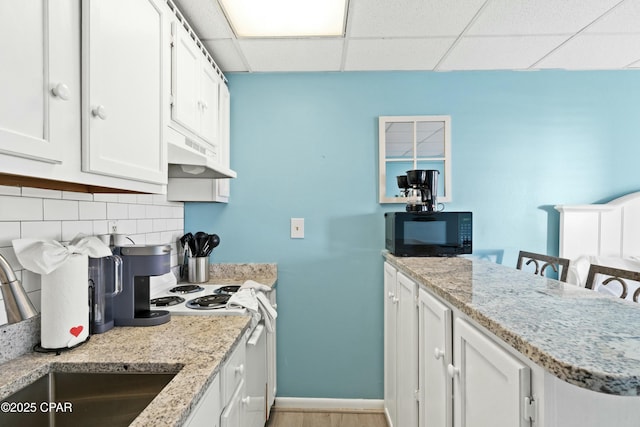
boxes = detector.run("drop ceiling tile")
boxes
[202,39,248,72]
[344,38,455,70]
[172,0,234,39]
[348,0,486,38]
[438,35,569,70]
[238,39,345,72]
[535,34,640,69]
[585,0,640,34]
[467,0,623,36]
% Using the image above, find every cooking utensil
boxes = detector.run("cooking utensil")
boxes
[200,234,219,257]
[194,232,209,257]
[179,233,193,278]
[206,234,220,256]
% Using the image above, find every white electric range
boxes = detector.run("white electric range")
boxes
[148,273,247,316]
[149,272,275,427]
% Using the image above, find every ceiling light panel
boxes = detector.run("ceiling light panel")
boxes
[219,0,348,37]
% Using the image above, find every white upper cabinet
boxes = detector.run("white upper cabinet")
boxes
[0,0,76,164]
[82,0,167,185]
[171,21,221,149]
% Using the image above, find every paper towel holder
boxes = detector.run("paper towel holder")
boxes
[0,254,38,324]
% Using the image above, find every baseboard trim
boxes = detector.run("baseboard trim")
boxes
[274,397,384,413]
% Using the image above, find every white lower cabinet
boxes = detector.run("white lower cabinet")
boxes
[418,287,452,427]
[384,262,535,427]
[452,317,532,427]
[221,333,247,426]
[383,262,397,426]
[221,379,245,427]
[396,272,418,427]
[184,375,221,427]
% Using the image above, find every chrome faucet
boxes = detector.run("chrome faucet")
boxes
[0,254,38,324]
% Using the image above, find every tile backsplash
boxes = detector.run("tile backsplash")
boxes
[0,185,184,325]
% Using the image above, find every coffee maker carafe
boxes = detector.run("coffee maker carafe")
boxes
[88,255,122,334]
[112,244,171,326]
[404,169,440,212]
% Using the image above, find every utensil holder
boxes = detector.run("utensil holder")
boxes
[188,257,209,283]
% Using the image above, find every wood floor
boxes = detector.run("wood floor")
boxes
[266,410,388,427]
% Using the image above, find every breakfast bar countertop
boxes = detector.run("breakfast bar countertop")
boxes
[383,252,640,396]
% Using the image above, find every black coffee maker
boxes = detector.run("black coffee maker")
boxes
[112,244,171,326]
[403,169,439,212]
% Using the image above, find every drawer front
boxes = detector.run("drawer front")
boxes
[222,337,246,403]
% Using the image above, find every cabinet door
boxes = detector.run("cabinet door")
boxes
[397,272,418,427]
[218,82,230,167]
[184,375,221,427]
[418,288,452,427]
[82,0,166,184]
[199,64,220,146]
[0,0,72,164]
[453,318,531,427]
[171,21,200,135]
[383,262,398,427]
[221,380,245,427]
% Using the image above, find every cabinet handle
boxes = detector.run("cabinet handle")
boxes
[51,83,70,100]
[434,348,445,360]
[447,364,460,378]
[91,105,108,120]
[234,364,244,375]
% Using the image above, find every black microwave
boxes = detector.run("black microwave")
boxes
[385,211,472,257]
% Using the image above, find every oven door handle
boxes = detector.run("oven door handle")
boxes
[247,323,265,346]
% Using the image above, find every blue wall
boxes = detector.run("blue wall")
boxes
[185,70,640,399]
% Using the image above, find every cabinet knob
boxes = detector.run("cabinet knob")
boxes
[392,296,399,304]
[387,291,394,300]
[51,83,70,100]
[434,348,445,360]
[92,105,108,120]
[201,101,208,110]
[235,364,244,375]
[447,364,460,378]
[242,396,251,405]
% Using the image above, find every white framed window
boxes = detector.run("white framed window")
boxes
[378,115,452,204]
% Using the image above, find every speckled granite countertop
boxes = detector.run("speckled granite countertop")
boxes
[0,263,278,426]
[0,316,250,427]
[383,252,640,396]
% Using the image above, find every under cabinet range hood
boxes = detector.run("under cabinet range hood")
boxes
[166,127,236,179]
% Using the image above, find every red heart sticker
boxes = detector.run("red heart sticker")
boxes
[69,326,83,337]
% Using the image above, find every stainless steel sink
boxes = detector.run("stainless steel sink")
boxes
[0,371,176,427]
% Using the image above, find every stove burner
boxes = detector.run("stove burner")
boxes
[150,296,185,307]
[186,294,231,310]
[170,285,204,294]
[213,285,241,295]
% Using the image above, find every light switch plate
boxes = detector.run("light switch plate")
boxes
[291,218,304,238]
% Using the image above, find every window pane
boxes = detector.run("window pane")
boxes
[416,160,445,199]
[416,121,445,158]
[385,122,414,160]
[385,160,414,199]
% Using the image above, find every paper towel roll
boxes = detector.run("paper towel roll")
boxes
[41,254,90,349]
